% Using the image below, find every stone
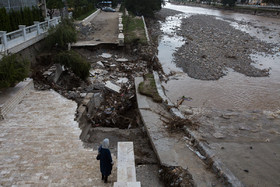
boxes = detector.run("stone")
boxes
[100,53,112,59]
[105,81,121,93]
[116,58,129,62]
[116,78,129,84]
[213,132,225,139]
[97,61,105,68]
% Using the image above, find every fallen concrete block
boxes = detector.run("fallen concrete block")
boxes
[97,61,105,68]
[116,58,129,62]
[117,78,129,84]
[105,81,121,93]
[100,53,112,59]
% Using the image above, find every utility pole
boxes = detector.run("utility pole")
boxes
[8,0,11,11]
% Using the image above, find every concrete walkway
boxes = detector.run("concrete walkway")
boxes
[0,90,116,186]
[135,77,222,187]
[73,11,119,47]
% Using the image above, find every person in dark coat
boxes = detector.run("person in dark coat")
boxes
[97,138,113,183]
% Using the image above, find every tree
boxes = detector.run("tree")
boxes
[22,7,33,26]
[46,0,64,19]
[0,8,11,32]
[54,50,90,80]
[0,54,30,88]
[262,0,280,4]
[221,0,236,6]
[45,19,77,50]
[124,0,164,17]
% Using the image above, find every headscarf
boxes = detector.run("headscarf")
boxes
[102,138,109,149]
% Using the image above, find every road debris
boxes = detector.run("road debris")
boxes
[105,81,121,93]
[159,166,194,187]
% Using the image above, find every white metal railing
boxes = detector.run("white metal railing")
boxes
[0,16,61,54]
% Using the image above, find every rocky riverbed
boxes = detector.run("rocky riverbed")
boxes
[174,14,275,80]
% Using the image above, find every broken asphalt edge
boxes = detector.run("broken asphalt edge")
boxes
[81,9,101,25]
[151,71,244,187]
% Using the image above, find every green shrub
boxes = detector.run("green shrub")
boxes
[125,0,164,17]
[138,73,162,103]
[45,19,77,50]
[54,50,90,80]
[123,15,147,45]
[222,0,236,6]
[0,54,30,88]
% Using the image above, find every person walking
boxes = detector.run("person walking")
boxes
[96,138,113,183]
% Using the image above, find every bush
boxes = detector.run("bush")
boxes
[124,0,164,17]
[54,50,90,80]
[45,19,77,50]
[222,0,236,6]
[0,54,30,88]
[123,16,147,44]
[138,73,162,103]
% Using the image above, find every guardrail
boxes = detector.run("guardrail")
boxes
[0,17,61,57]
[82,9,101,25]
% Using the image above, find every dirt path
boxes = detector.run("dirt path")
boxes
[75,11,119,46]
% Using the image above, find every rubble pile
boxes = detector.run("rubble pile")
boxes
[159,166,194,187]
[83,52,148,129]
[75,22,95,41]
[33,50,150,130]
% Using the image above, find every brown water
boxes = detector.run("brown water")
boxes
[158,3,280,111]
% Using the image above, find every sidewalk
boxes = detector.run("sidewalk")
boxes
[0,90,116,186]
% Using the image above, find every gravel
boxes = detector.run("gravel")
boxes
[174,14,275,80]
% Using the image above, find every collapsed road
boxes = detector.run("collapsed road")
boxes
[32,45,165,186]
[31,7,231,187]
[11,3,280,186]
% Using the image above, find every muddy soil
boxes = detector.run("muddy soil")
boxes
[174,14,275,80]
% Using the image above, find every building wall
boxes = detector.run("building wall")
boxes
[0,0,39,11]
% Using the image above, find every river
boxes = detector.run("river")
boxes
[158,3,280,111]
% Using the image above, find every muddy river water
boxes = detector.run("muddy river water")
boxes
[158,3,280,111]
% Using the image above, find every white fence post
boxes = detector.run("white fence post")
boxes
[45,18,50,28]
[0,31,8,50]
[19,25,27,41]
[34,21,40,35]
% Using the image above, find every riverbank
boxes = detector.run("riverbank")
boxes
[171,1,280,18]
[146,6,280,186]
